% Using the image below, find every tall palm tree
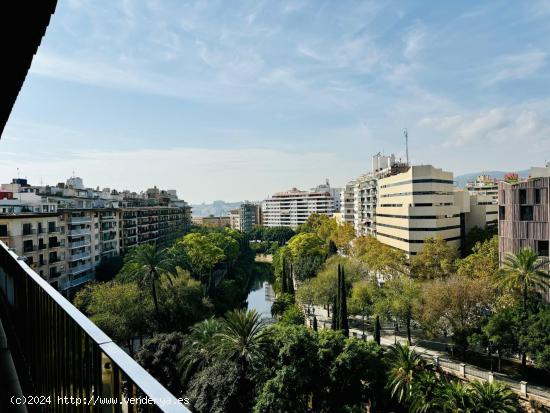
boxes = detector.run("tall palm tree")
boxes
[498,247,549,368]
[468,381,520,413]
[436,380,472,413]
[385,342,427,403]
[124,243,174,319]
[498,248,549,313]
[214,309,268,375]
[178,318,222,385]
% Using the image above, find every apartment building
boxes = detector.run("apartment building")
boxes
[342,153,406,236]
[227,203,262,232]
[498,166,550,261]
[0,176,191,294]
[192,216,231,228]
[466,175,499,229]
[262,182,341,229]
[375,165,463,256]
[0,213,66,287]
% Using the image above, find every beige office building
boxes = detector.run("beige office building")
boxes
[375,165,463,256]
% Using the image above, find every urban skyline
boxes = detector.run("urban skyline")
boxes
[1,1,549,202]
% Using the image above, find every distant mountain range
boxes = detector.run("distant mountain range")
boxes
[190,200,244,217]
[454,170,529,188]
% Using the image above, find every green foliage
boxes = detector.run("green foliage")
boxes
[180,232,225,282]
[351,235,408,277]
[279,304,305,326]
[462,226,498,257]
[75,281,152,350]
[498,247,550,312]
[411,236,458,279]
[467,380,520,413]
[94,256,124,282]
[522,307,550,371]
[385,342,427,403]
[251,226,295,246]
[287,232,326,281]
[135,332,185,396]
[270,292,295,318]
[457,235,499,279]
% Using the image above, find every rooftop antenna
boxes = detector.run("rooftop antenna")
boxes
[17,167,20,179]
[403,128,409,165]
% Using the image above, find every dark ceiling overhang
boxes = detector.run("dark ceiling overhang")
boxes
[0,1,57,138]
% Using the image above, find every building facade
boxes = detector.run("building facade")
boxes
[0,177,191,294]
[262,182,341,229]
[375,165,463,256]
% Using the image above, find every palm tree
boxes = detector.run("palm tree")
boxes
[498,248,549,313]
[385,342,427,403]
[468,381,520,413]
[409,371,443,413]
[436,380,472,413]
[214,309,268,375]
[124,243,175,319]
[498,247,549,367]
[178,318,222,385]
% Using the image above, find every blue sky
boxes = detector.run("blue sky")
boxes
[1,0,550,203]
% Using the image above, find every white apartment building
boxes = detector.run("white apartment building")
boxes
[375,165,463,256]
[262,182,341,229]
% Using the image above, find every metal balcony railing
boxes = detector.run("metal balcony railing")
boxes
[0,241,189,412]
[68,228,91,236]
[68,216,92,224]
[67,263,93,275]
[68,239,91,249]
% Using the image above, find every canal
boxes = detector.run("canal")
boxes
[246,260,275,319]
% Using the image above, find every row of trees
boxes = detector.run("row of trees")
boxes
[75,227,257,354]
[135,308,521,413]
[284,214,550,373]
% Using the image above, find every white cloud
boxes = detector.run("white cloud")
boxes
[483,50,546,85]
[418,105,550,147]
[403,25,426,60]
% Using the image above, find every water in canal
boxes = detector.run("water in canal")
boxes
[246,266,275,319]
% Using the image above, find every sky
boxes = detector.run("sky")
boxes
[1,0,550,203]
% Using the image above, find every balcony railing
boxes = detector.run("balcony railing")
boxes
[67,263,93,275]
[68,216,92,224]
[0,241,190,412]
[68,228,91,236]
[68,251,91,262]
[68,239,91,249]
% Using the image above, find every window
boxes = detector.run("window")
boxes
[0,225,7,236]
[519,189,527,204]
[23,240,34,253]
[538,240,549,257]
[499,206,506,220]
[520,205,533,221]
[535,188,541,204]
[22,223,33,235]
[48,221,56,232]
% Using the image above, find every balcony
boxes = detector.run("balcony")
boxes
[48,241,65,248]
[68,239,91,249]
[47,226,61,234]
[67,263,93,275]
[0,241,189,412]
[22,228,36,236]
[68,227,91,236]
[68,251,91,262]
[68,216,92,224]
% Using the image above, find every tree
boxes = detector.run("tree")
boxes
[157,269,213,332]
[337,264,349,336]
[351,235,408,278]
[332,221,356,254]
[215,309,268,375]
[482,305,522,372]
[522,307,550,371]
[498,247,549,315]
[374,315,381,345]
[457,235,499,279]
[468,381,520,413]
[135,332,185,396]
[279,305,305,326]
[379,275,421,345]
[416,275,494,354]
[270,293,294,318]
[94,256,123,282]
[349,280,376,338]
[436,380,472,413]
[76,281,152,353]
[187,358,253,413]
[122,243,175,320]
[462,226,498,257]
[385,343,427,404]
[287,232,326,281]
[179,318,223,385]
[498,247,549,368]
[410,237,458,279]
[409,371,444,413]
[181,232,225,295]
